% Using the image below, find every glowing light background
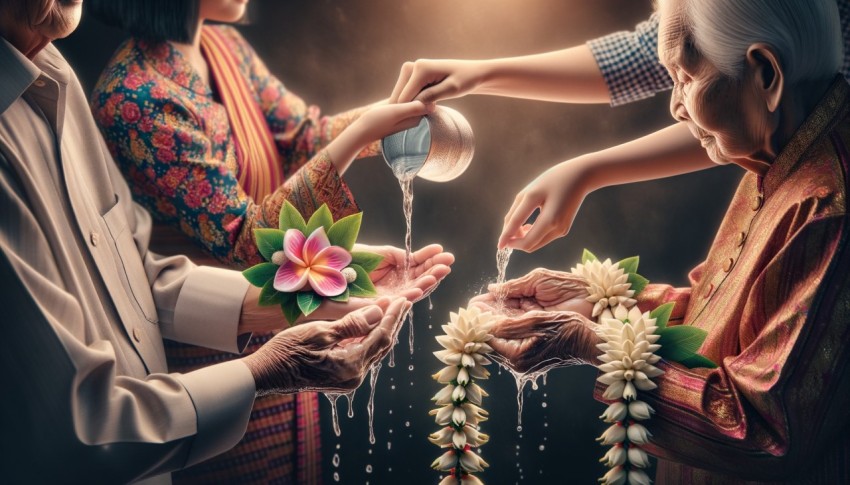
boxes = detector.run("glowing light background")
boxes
[57,1,740,482]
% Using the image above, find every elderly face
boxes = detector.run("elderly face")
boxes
[657,0,772,167]
[0,0,82,57]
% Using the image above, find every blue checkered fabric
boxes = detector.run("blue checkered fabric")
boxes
[589,4,850,107]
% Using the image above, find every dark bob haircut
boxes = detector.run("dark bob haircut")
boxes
[87,0,201,43]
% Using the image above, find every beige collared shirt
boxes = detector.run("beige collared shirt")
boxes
[0,38,256,483]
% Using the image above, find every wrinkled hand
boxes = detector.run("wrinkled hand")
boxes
[499,159,592,252]
[469,268,592,318]
[389,59,485,104]
[243,297,411,394]
[489,310,600,373]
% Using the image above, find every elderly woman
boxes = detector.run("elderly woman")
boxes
[474,0,850,482]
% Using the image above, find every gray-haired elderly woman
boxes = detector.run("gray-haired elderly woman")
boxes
[472,0,850,482]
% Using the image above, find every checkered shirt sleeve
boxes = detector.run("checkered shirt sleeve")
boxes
[587,12,672,106]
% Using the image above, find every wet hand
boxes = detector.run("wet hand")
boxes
[243,297,411,394]
[469,268,592,318]
[488,310,600,373]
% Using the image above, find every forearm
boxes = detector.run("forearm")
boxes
[473,45,611,103]
[578,123,714,192]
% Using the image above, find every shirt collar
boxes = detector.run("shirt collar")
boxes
[0,37,72,116]
[762,75,850,199]
[0,37,41,115]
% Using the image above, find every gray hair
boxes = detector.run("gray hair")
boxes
[683,0,843,83]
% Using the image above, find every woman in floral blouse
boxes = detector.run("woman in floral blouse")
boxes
[89,0,432,483]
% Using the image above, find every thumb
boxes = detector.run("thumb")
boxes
[332,305,384,339]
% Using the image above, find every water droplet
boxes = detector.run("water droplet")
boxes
[516,425,522,432]
[368,449,373,455]
[366,464,373,474]
[367,363,382,445]
[387,442,392,450]
[409,381,413,386]
[332,454,340,467]
[391,385,396,390]
[543,393,548,398]
[344,390,356,418]
[389,467,393,472]
[428,294,434,311]
[333,472,340,482]
[516,445,520,449]
[538,445,545,451]
[389,428,393,434]
[544,422,548,428]
[389,409,393,415]
[408,365,414,371]
[541,402,547,408]
[335,443,340,450]
[405,421,410,427]
[324,393,342,437]
[428,324,432,329]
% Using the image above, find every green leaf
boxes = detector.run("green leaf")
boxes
[296,291,322,316]
[329,287,350,302]
[306,204,334,236]
[581,248,598,264]
[350,251,384,273]
[259,279,284,306]
[242,262,278,288]
[656,325,708,362]
[279,292,302,326]
[628,272,649,295]
[278,200,307,233]
[327,212,363,251]
[254,228,284,261]
[616,256,639,275]
[678,353,718,369]
[348,264,378,298]
[650,302,676,330]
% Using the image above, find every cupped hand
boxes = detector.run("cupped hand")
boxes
[243,297,411,394]
[389,59,485,104]
[468,268,592,318]
[499,159,592,252]
[307,243,454,321]
[488,310,600,374]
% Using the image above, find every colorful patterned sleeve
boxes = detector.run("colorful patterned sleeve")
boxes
[605,216,849,478]
[216,26,379,179]
[92,80,359,268]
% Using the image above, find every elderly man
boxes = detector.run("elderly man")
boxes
[0,1,452,483]
[474,0,850,482]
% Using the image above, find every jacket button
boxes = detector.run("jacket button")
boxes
[723,257,735,272]
[752,195,763,211]
[737,231,746,246]
[90,232,99,247]
[133,327,142,343]
[704,283,714,298]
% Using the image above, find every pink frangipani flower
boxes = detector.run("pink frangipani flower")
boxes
[274,227,351,297]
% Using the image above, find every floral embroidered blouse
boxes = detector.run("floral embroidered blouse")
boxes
[91,25,373,267]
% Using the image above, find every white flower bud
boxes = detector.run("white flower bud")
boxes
[271,250,286,266]
[628,400,655,421]
[599,465,626,485]
[627,446,651,468]
[341,267,357,283]
[599,444,626,467]
[431,449,455,470]
[623,381,637,401]
[457,367,470,385]
[452,406,467,426]
[452,429,467,448]
[452,385,466,402]
[599,402,628,423]
[596,423,626,445]
[626,423,652,445]
[628,469,652,485]
[458,449,489,472]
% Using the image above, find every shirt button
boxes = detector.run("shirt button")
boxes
[90,232,100,247]
[737,231,746,246]
[723,257,735,272]
[132,327,142,343]
[752,195,763,211]
[33,79,46,88]
[704,283,714,298]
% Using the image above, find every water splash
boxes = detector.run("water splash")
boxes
[494,247,513,311]
[399,177,416,355]
[367,362,383,445]
[491,354,583,429]
[407,309,415,355]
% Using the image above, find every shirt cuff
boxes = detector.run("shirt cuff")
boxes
[176,360,256,467]
[167,266,252,353]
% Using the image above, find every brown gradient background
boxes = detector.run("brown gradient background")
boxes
[56,1,740,483]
